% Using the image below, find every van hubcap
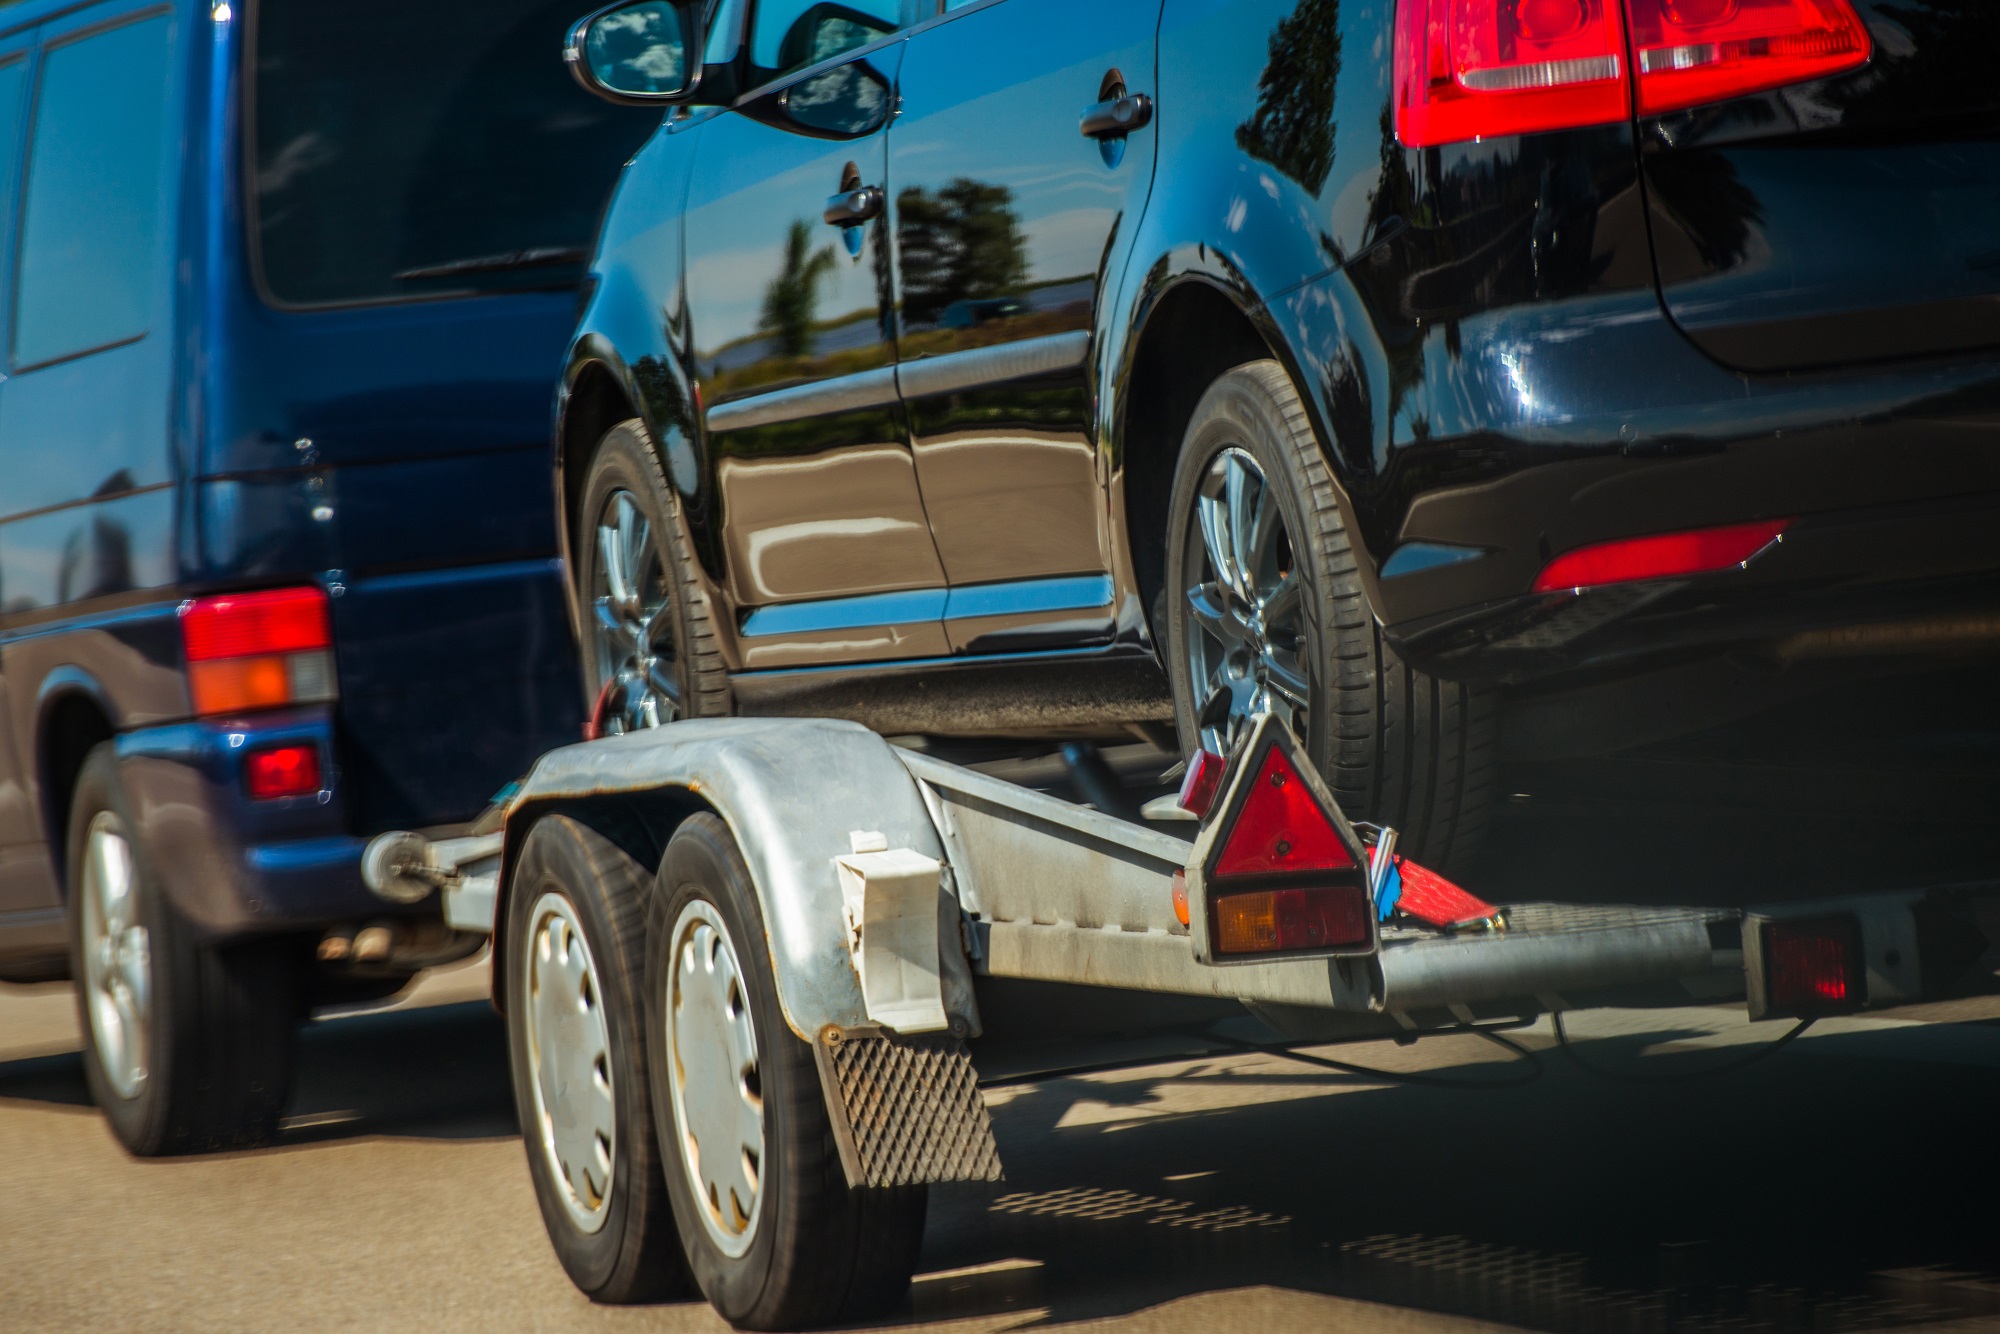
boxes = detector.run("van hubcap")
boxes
[523,892,616,1233]
[666,900,764,1258]
[591,488,681,734]
[1181,447,1312,754]
[80,813,150,1101]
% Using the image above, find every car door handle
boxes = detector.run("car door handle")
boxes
[823,185,884,227]
[1080,92,1152,140]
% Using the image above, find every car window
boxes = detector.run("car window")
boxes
[748,0,905,84]
[14,14,172,370]
[251,0,663,307]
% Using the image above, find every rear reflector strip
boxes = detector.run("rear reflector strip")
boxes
[245,742,323,800]
[1532,517,1791,593]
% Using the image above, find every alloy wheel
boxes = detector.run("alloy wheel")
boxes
[523,891,617,1234]
[1180,446,1313,754]
[591,488,681,734]
[80,812,150,1101]
[665,899,765,1259]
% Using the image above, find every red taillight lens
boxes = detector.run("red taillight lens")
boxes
[180,587,337,717]
[1214,885,1373,955]
[1627,0,1871,115]
[1213,747,1354,878]
[1532,517,1790,592]
[1765,914,1863,1013]
[1396,0,1630,147]
[245,742,322,800]
[1177,749,1226,820]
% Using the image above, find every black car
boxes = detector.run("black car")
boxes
[555,0,2000,882]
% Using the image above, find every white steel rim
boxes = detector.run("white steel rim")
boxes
[523,891,617,1234]
[80,812,150,1101]
[666,898,765,1258]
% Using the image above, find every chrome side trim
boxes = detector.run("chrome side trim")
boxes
[897,330,1091,400]
[740,574,1115,639]
[943,573,1112,621]
[741,587,947,638]
[706,365,899,433]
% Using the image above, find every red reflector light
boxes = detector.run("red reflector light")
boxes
[1396,0,1630,148]
[244,743,322,800]
[1765,914,1863,1013]
[1532,517,1790,593]
[1177,749,1225,820]
[1215,885,1372,956]
[182,587,331,661]
[1627,0,1871,116]
[1213,747,1354,878]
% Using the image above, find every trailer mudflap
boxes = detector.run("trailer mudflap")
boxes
[813,1026,1004,1189]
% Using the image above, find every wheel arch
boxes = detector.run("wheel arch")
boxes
[35,671,117,890]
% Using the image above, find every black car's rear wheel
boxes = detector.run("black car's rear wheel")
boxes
[1164,361,1496,869]
[576,419,730,733]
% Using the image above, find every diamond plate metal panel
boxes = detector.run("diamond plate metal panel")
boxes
[816,1031,1003,1188]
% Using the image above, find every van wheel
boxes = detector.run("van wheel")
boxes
[576,419,731,733]
[1163,361,1497,869]
[504,814,687,1303]
[65,745,298,1155]
[649,814,927,1330]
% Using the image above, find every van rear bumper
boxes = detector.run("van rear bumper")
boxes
[117,707,438,941]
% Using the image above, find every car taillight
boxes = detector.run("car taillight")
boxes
[1394,0,1871,146]
[1201,739,1372,958]
[1532,517,1790,592]
[1627,0,1871,115]
[244,742,323,800]
[179,586,337,717]
[1395,0,1631,148]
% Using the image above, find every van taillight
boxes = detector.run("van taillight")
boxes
[179,586,337,717]
[1626,0,1871,115]
[1395,0,1632,148]
[1395,0,1871,146]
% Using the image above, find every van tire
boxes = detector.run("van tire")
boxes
[66,745,298,1156]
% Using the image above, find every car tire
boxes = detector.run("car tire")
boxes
[1163,360,1496,869]
[649,813,927,1330]
[576,418,731,733]
[503,813,689,1304]
[65,744,298,1156]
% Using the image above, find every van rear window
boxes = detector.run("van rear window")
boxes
[250,0,662,307]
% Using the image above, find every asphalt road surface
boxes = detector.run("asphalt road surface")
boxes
[5,956,2000,1333]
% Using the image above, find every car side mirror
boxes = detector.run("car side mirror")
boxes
[565,0,707,105]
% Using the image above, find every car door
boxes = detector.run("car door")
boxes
[0,38,35,919]
[684,0,944,671]
[890,0,1162,655]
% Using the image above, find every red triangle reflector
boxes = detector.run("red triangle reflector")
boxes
[1213,745,1353,878]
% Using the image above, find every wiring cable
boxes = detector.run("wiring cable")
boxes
[1198,1025,1545,1089]
[1551,1011,1815,1084]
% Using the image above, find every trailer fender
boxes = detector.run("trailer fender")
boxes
[495,718,981,1045]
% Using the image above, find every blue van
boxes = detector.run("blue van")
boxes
[0,0,657,1153]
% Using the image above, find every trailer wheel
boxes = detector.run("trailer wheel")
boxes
[504,815,687,1303]
[66,745,297,1156]
[650,814,927,1330]
[1163,360,1496,869]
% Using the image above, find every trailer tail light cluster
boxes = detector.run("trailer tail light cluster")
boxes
[1532,517,1790,592]
[1395,0,1871,147]
[1763,914,1863,1014]
[1199,731,1373,959]
[180,586,337,717]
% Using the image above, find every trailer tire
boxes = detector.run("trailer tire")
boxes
[503,815,688,1304]
[650,814,927,1330]
[66,745,298,1156]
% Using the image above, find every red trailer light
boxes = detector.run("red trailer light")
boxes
[1627,0,1871,116]
[245,742,322,800]
[1213,747,1355,878]
[1177,748,1225,820]
[1764,914,1863,1014]
[180,587,337,717]
[1214,885,1372,955]
[1532,518,1790,593]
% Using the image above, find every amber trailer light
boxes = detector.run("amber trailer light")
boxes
[1189,716,1377,962]
[180,587,337,717]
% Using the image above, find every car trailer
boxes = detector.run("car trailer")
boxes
[360,712,1995,1329]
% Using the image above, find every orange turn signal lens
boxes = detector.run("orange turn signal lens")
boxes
[1213,884,1371,956]
[187,650,335,717]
